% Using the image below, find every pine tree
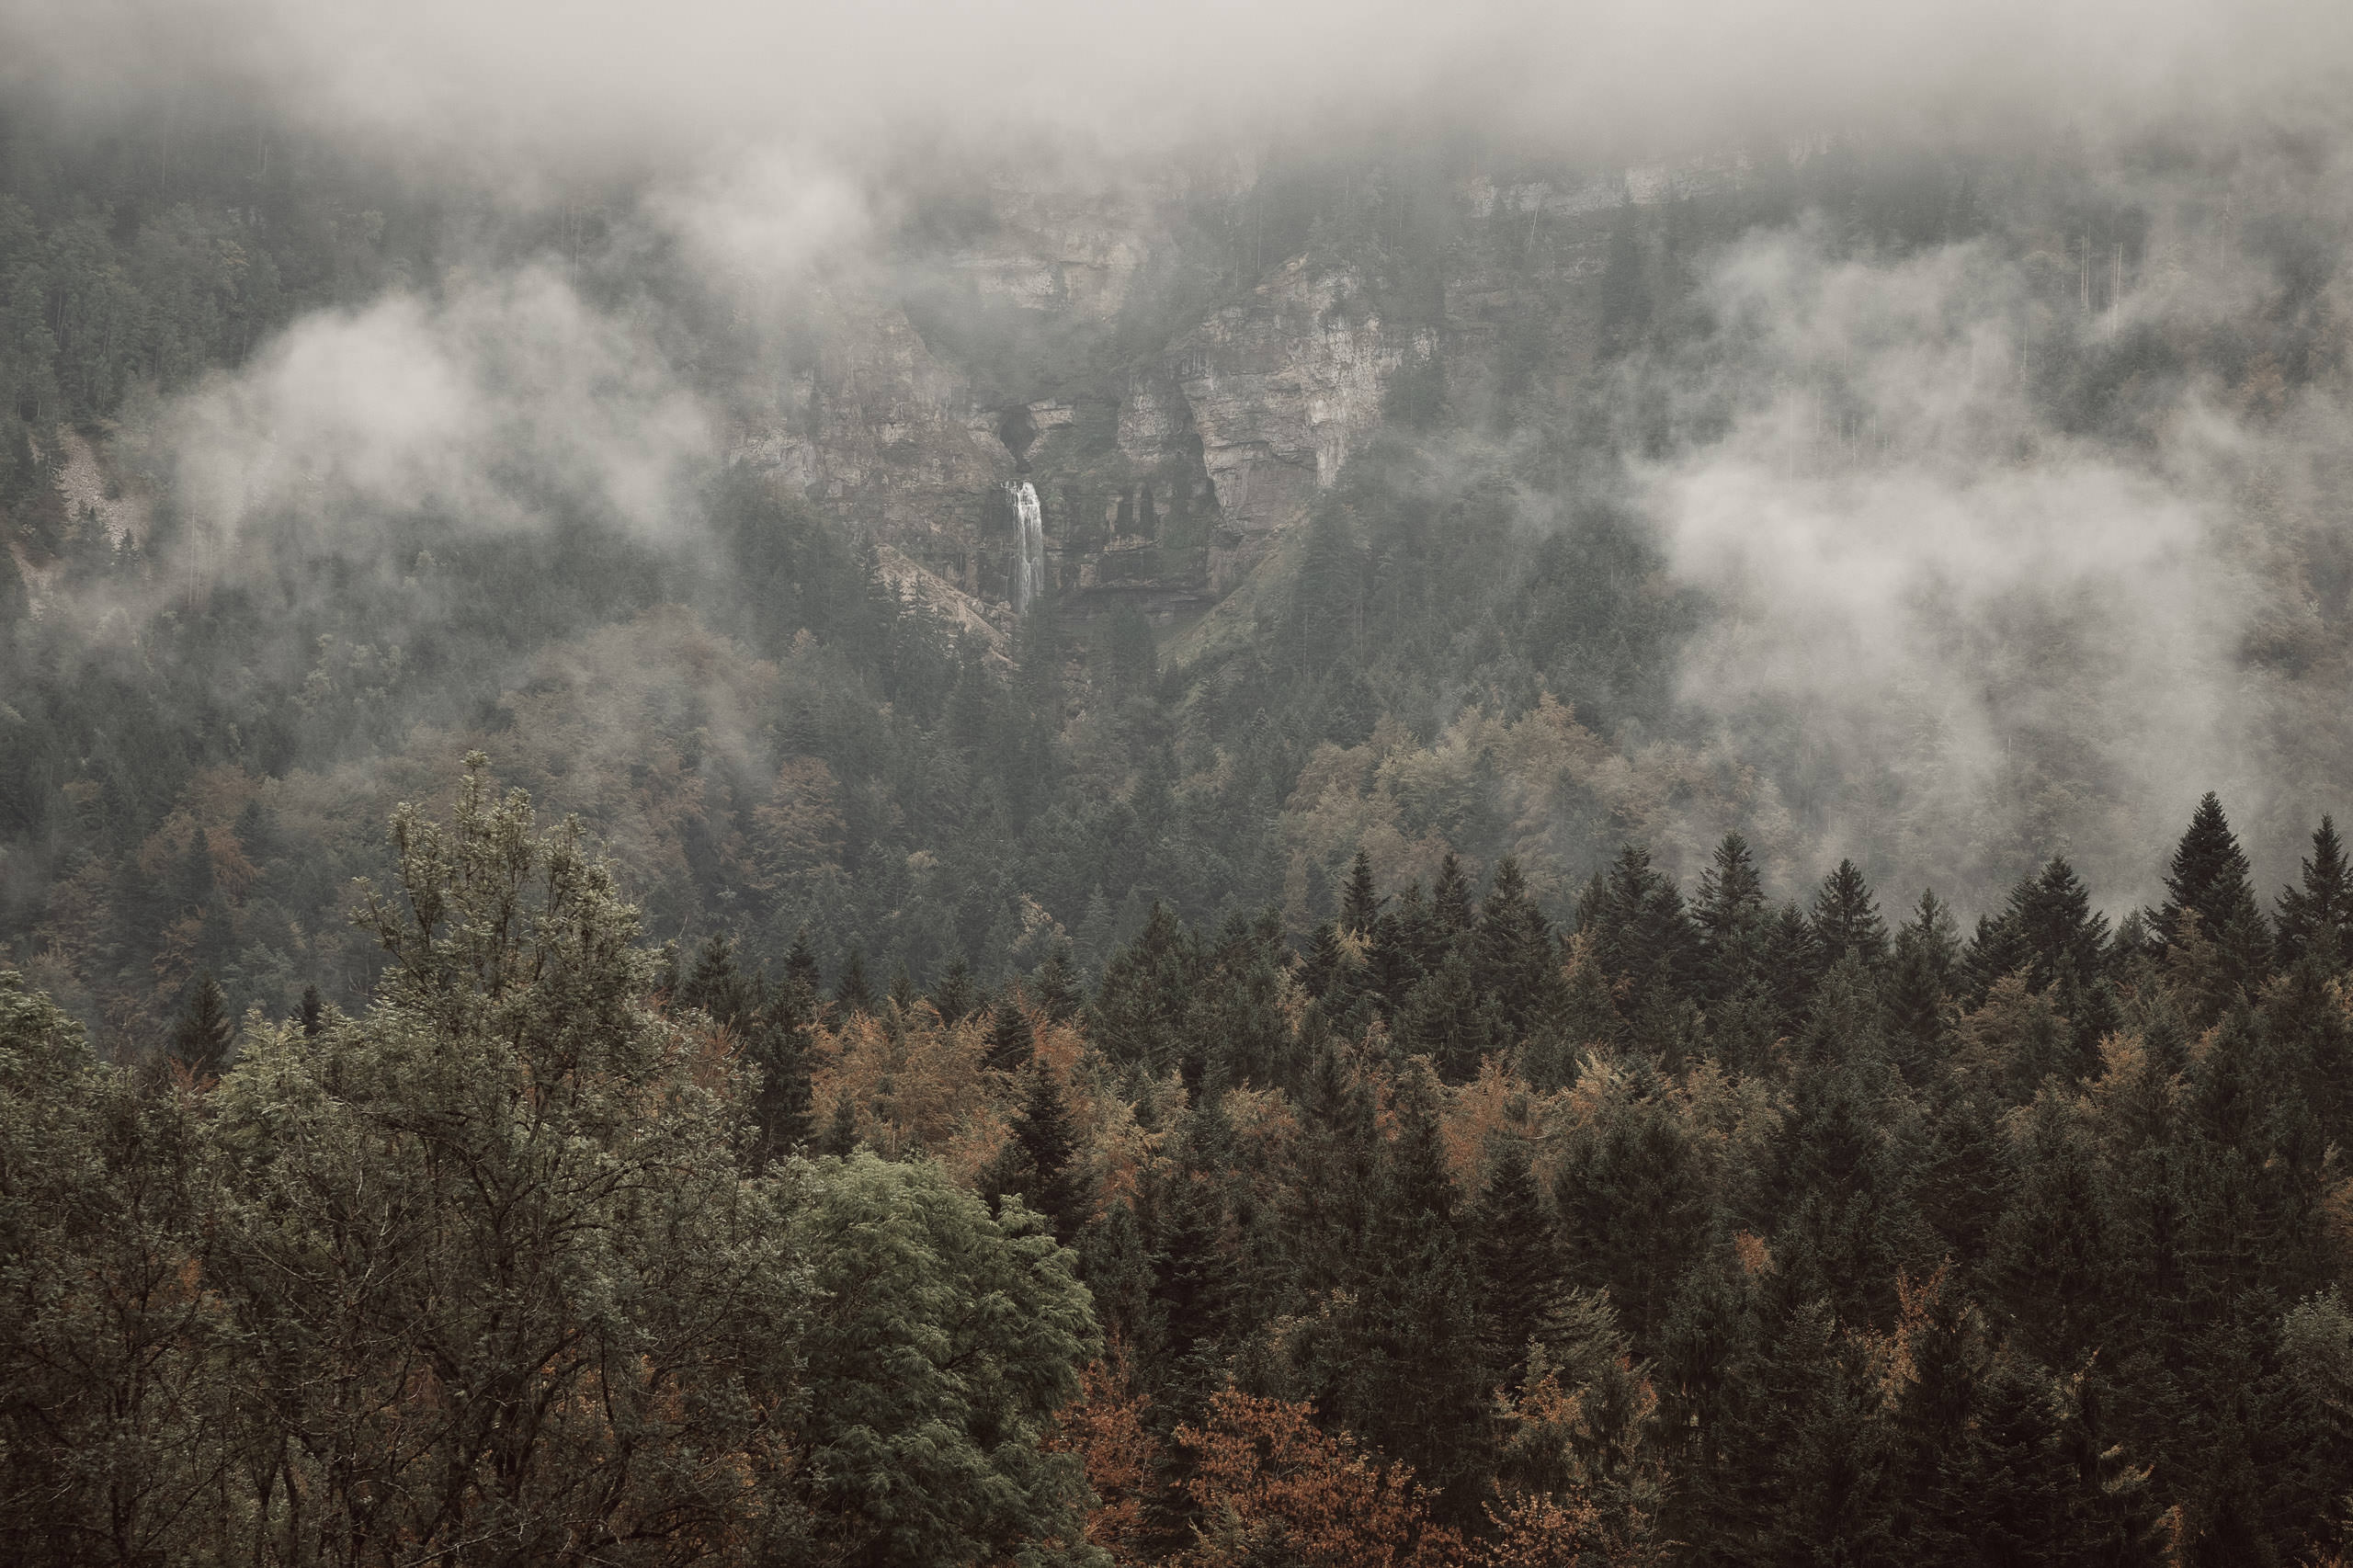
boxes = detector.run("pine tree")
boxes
[2275,815,2353,973]
[2154,792,2268,991]
[171,973,233,1077]
[175,826,215,913]
[680,934,756,1025]
[1761,901,1825,1039]
[2011,858,2111,991]
[298,983,325,1040]
[1470,1134,1562,1386]
[1031,937,1084,1024]
[1395,948,1495,1084]
[1475,856,1568,1041]
[833,947,873,1017]
[1432,852,1476,945]
[1811,858,1889,968]
[929,957,983,1024]
[1341,1060,1485,1517]
[1887,890,1959,1065]
[742,952,817,1162]
[1586,843,1702,1023]
[1089,902,1200,1074]
[985,992,1035,1071]
[816,1093,862,1157]
[995,1059,1087,1244]
[1338,848,1381,936]
[1694,831,1768,1004]
[782,926,823,999]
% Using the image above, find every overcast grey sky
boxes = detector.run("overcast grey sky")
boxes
[7,0,2352,174]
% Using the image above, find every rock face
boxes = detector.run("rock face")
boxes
[725,157,1652,629]
[1167,261,1427,594]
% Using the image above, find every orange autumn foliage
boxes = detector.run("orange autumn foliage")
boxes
[1175,1392,1463,1568]
[1051,1353,1163,1566]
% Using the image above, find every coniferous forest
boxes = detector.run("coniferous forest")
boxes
[9,4,2353,1564]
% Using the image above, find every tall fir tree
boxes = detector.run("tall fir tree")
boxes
[993,1059,1088,1244]
[2154,792,2268,991]
[171,972,233,1077]
[1338,847,1382,936]
[833,947,873,1017]
[1469,1134,1563,1386]
[1694,831,1768,1005]
[1811,858,1889,968]
[2275,815,2353,973]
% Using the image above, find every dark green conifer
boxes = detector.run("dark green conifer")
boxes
[298,983,325,1040]
[985,994,1035,1072]
[1338,847,1381,936]
[1470,1134,1561,1385]
[1031,937,1084,1024]
[833,947,873,1016]
[928,957,983,1024]
[996,1059,1087,1244]
[1887,890,1960,1064]
[2275,815,2353,973]
[1694,831,1768,1003]
[1473,856,1566,1041]
[1811,858,1889,967]
[171,972,233,1078]
[2154,792,2268,991]
[1432,852,1476,944]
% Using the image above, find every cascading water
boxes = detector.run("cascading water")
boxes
[1010,480,1046,613]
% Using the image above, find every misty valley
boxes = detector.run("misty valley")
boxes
[5,5,2353,1564]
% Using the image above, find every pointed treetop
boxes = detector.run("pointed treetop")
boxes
[172,972,233,1079]
[2157,791,2257,943]
[833,948,873,1016]
[2277,814,2353,972]
[1812,858,1888,966]
[1339,848,1382,937]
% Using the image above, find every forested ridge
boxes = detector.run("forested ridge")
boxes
[9,51,2353,1568]
[6,760,2353,1563]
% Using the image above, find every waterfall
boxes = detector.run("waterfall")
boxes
[1011,480,1046,613]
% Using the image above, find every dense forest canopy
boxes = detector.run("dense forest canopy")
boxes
[6,1,2353,1563]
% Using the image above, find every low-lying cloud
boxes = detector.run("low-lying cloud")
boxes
[165,267,711,549]
[1639,223,2329,911]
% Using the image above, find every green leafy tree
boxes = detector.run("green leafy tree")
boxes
[800,1151,1099,1568]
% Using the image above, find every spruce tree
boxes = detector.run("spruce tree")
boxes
[680,934,755,1025]
[1030,937,1084,1024]
[1432,852,1476,945]
[2275,815,2353,973]
[1344,1061,1485,1517]
[985,992,1036,1072]
[2011,858,2111,991]
[171,972,233,1077]
[1089,902,1199,1074]
[781,926,823,999]
[1470,1134,1562,1385]
[298,983,325,1040]
[1761,901,1825,1038]
[1587,843,1702,1020]
[833,947,873,1017]
[1695,831,1768,1004]
[1887,890,1960,1064]
[2154,792,2268,990]
[929,958,983,1024]
[1338,847,1381,936]
[1811,858,1889,968]
[997,1059,1087,1244]
[1474,855,1567,1041]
